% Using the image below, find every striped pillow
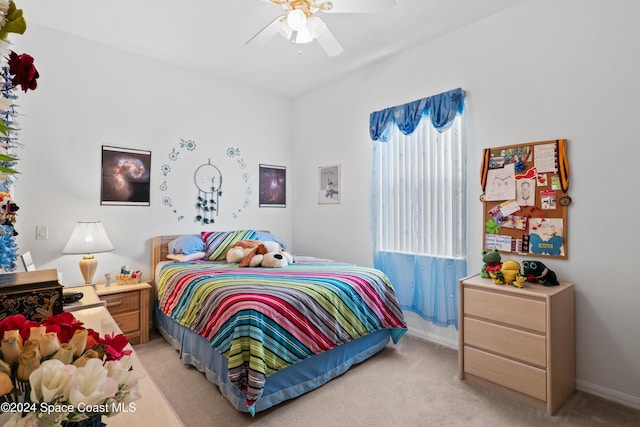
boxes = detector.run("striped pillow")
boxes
[201,230,257,261]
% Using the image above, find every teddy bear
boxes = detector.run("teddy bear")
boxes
[226,240,294,268]
[481,249,502,278]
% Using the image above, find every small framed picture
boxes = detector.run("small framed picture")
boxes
[259,164,286,207]
[318,164,340,204]
[101,146,151,206]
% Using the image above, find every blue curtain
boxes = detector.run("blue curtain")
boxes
[370,88,466,329]
[370,88,464,141]
[374,252,465,328]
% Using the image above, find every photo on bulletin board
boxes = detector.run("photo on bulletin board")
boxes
[101,145,151,206]
[481,139,570,259]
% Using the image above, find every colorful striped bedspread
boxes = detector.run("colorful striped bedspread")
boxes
[156,257,407,408]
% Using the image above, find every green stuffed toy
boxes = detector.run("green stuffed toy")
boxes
[522,260,559,286]
[481,249,502,278]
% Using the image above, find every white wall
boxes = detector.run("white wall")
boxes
[293,0,640,407]
[14,24,294,286]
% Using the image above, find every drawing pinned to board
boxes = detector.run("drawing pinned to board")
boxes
[484,163,515,201]
[516,178,535,206]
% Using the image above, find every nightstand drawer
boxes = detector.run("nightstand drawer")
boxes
[464,288,546,333]
[111,311,140,334]
[464,317,546,367]
[100,291,140,314]
[464,346,546,401]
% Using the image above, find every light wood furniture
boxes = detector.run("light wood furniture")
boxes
[458,274,575,415]
[95,282,151,345]
[63,285,106,312]
[72,306,184,426]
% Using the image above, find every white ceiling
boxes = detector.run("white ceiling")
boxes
[22,0,525,98]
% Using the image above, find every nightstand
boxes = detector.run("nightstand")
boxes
[94,282,151,345]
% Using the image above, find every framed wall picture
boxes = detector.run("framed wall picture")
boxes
[259,164,286,207]
[101,145,151,206]
[318,164,340,204]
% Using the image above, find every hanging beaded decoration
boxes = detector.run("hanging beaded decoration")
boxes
[194,159,223,225]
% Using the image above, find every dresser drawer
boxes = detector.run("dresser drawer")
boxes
[464,317,546,367]
[111,311,140,335]
[464,288,546,333]
[464,346,546,401]
[100,291,140,314]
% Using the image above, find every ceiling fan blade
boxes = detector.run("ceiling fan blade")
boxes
[322,0,396,14]
[246,15,287,45]
[315,26,344,57]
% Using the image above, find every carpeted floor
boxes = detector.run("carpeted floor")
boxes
[134,331,640,427]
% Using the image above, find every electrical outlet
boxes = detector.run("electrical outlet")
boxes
[36,226,48,240]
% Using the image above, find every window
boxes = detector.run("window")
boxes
[370,88,466,328]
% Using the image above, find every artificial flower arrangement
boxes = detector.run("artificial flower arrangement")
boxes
[0,312,143,427]
[0,0,41,271]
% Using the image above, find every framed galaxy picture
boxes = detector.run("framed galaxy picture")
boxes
[259,164,286,207]
[101,145,151,206]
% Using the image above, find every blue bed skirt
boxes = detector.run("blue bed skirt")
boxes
[154,306,393,414]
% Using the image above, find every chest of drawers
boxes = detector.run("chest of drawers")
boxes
[458,274,575,415]
[95,282,151,345]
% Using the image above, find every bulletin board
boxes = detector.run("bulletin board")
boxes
[480,139,571,259]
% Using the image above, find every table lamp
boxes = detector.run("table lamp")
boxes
[62,221,114,284]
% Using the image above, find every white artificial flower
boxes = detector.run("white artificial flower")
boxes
[106,356,144,403]
[2,412,39,427]
[65,358,118,407]
[29,359,77,403]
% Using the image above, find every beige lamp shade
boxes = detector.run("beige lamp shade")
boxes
[62,221,114,284]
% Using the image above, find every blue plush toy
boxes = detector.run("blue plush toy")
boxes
[522,260,559,286]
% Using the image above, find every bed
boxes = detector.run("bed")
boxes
[151,231,407,415]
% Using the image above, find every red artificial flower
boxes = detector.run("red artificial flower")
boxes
[7,50,39,92]
[0,313,26,338]
[85,328,101,349]
[99,332,132,361]
[40,312,85,344]
[19,319,43,343]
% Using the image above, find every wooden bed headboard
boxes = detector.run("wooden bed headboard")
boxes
[151,231,272,286]
[151,234,185,286]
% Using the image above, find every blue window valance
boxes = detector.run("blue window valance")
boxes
[369,88,465,141]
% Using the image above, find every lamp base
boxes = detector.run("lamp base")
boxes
[79,254,97,285]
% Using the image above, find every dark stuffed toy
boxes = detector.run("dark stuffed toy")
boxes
[522,260,559,286]
[481,249,502,278]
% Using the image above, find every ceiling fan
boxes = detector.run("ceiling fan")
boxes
[246,0,396,57]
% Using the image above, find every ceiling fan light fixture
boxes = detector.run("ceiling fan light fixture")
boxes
[295,27,314,44]
[287,9,307,31]
[318,1,333,11]
[278,18,293,39]
[307,16,327,38]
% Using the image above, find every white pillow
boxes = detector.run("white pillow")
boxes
[166,252,205,262]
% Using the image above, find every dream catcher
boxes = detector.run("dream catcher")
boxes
[194,159,223,224]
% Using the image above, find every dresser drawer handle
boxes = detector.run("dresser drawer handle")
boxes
[106,301,122,308]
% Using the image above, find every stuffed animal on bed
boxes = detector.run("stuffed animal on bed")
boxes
[226,240,294,267]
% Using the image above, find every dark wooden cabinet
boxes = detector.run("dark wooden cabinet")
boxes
[0,269,63,321]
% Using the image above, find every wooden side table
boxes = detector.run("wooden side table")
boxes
[94,282,151,345]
